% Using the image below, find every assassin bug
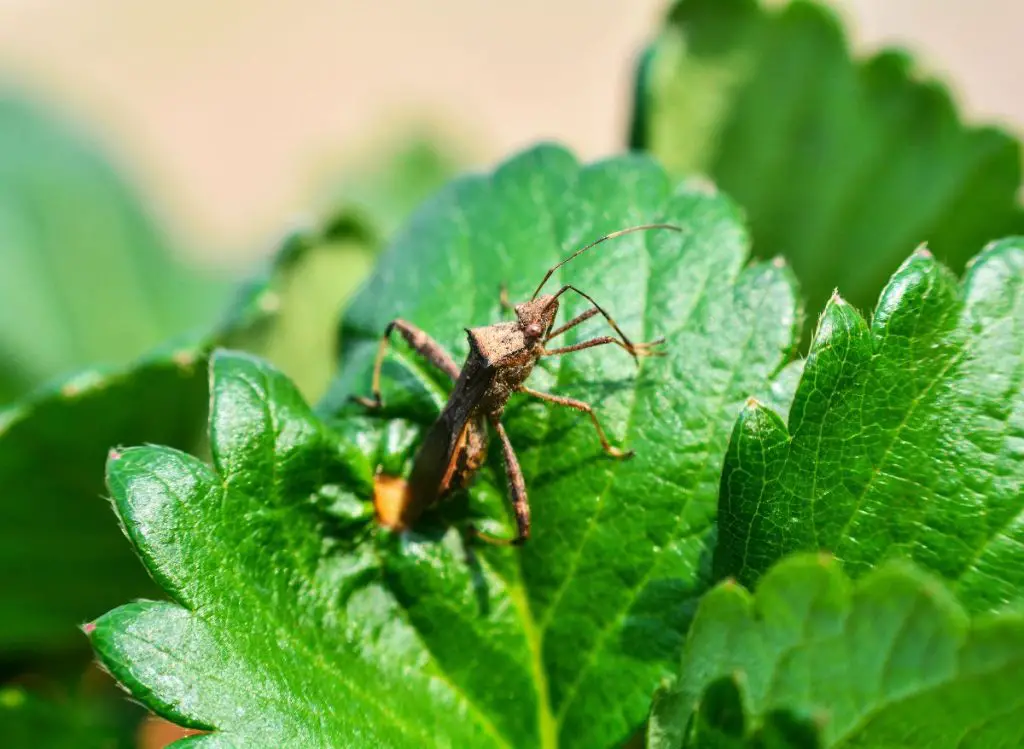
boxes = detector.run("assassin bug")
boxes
[354,223,681,544]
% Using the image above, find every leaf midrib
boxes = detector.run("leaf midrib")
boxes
[552,228,769,730]
[515,167,566,749]
[831,326,970,557]
[364,179,559,749]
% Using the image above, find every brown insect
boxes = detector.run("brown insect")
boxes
[354,223,681,544]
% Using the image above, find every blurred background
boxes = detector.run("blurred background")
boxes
[1,0,1021,261]
[1,1,1021,747]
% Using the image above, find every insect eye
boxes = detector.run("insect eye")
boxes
[526,323,543,338]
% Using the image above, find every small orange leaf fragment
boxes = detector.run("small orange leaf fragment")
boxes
[373,474,412,532]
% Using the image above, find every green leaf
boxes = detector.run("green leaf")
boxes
[716,241,1024,613]
[631,0,1024,341]
[0,347,33,404]
[0,222,334,655]
[759,358,804,424]
[0,686,136,749]
[0,95,227,398]
[0,223,303,655]
[222,130,461,402]
[327,145,800,747]
[88,146,799,747]
[0,146,427,656]
[647,554,1024,748]
[0,346,207,652]
[223,224,373,403]
[91,350,494,748]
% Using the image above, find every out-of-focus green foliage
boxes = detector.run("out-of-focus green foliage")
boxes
[0,104,460,659]
[0,95,229,403]
[221,226,372,404]
[1,685,136,749]
[0,346,206,652]
[631,0,1024,343]
[0,222,375,657]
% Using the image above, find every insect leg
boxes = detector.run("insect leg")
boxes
[545,307,600,341]
[543,336,664,358]
[547,285,665,363]
[518,385,633,459]
[351,319,460,409]
[470,416,531,546]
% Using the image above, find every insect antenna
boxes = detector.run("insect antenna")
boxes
[531,223,683,300]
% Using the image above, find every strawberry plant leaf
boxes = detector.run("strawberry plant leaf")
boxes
[1,686,136,749]
[0,227,302,655]
[0,346,206,652]
[0,95,228,399]
[716,240,1024,613]
[223,223,373,403]
[217,130,460,402]
[89,145,799,747]
[0,152,440,656]
[327,144,801,747]
[0,225,352,654]
[630,0,1024,342]
[648,554,1024,748]
[0,345,33,404]
[90,350,495,748]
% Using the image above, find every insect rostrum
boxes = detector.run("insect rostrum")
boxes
[354,224,681,544]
